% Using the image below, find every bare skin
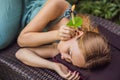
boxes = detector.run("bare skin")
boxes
[16,31,84,80]
[18,0,75,47]
[16,0,79,79]
[16,43,80,80]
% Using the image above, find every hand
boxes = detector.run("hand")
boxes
[58,25,76,41]
[54,63,80,80]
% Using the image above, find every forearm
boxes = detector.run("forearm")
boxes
[15,48,80,79]
[28,56,56,70]
[16,48,56,70]
[26,55,56,70]
[18,30,60,47]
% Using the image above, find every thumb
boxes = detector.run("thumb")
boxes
[63,71,72,79]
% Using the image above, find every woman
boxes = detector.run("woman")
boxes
[16,0,111,79]
[16,30,111,79]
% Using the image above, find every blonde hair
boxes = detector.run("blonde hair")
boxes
[77,14,98,33]
[77,14,111,69]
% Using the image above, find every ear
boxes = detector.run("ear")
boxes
[76,31,84,38]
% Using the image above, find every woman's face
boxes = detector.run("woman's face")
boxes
[57,31,85,68]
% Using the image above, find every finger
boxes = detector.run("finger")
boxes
[64,27,76,38]
[59,29,71,38]
[70,31,76,38]
[61,29,71,34]
[62,25,75,31]
[68,71,76,80]
[63,26,74,30]
[60,26,76,34]
[63,27,76,33]
[72,72,80,80]
[61,29,75,38]
[59,33,71,39]
[60,37,70,41]
[76,76,81,80]
[59,29,76,39]
[59,33,71,37]
[64,71,72,79]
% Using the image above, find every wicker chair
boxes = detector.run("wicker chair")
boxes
[0,16,120,80]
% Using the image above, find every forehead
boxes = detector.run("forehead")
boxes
[70,39,85,67]
[70,39,81,58]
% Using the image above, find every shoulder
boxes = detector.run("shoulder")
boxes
[45,0,70,20]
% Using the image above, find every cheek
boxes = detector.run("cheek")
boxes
[72,55,85,67]
[72,55,82,67]
[72,56,80,66]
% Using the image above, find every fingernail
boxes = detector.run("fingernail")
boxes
[75,71,77,73]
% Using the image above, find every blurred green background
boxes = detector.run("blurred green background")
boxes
[67,0,120,25]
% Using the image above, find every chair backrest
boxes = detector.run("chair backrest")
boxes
[91,15,120,50]
[54,16,120,80]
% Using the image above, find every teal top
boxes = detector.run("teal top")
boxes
[22,0,72,31]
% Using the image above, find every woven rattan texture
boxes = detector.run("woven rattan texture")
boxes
[0,43,63,80]
[90,16,120,35]
[0,16,120,80]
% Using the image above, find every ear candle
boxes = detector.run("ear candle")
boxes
[71,4,75,25]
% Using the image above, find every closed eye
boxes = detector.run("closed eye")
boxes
[68,49,72,57]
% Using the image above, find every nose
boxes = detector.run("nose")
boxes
[61,54,65,60]
[61,54,71,63]
[61,53,68,60]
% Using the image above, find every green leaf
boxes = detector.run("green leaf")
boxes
[67,17,83,29]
